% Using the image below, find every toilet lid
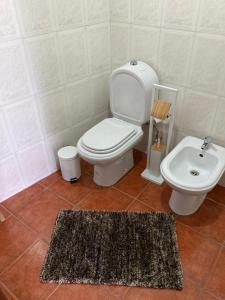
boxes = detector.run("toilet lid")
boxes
[81,118,137,154]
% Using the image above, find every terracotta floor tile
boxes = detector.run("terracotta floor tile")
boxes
[106,285,129,299]
[50,173,102,205]
[2,183,44,213]
[38,171,61,187]
[200,291,220,300]
[0,216,37,273]
[115,166,149,198]
[138,183,172,212]
[127,200,155,212]
[48,284,117,300]
[15,190,72,241]
[205,247,225,299]
[76,188,133,211]
[80,158,93,175]
[207,185,225,207]
[133,149,147,169]
[176,223,220,286]
[1,240,58,300]
[0,205,11,220]
[123,277,200,300]
[177,199,225,243]
[0,281,17,300]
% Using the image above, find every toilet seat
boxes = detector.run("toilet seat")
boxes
[77,118,143,164]
[81,118,138,154]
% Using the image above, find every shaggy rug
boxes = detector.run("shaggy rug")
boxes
[40,210,183,289]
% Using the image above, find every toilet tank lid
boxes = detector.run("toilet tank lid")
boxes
[112,61,149,77]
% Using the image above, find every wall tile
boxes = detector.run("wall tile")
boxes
[87,24,110,74]
[163,0,200,30]
[110,0,130,23]
[58,28,88,83]
[189,35,225,95]
[4,98,42,151]
[53,0,84,30]
[25,34,61,93]
[111,23,129,69]
[198,0,225,35]
[66,79,93,126]
[0,41,32,104]
[46,129,73,172]
[91,72,110,114]
[0,156,24,202]
[37,88,68,137]
[0,112,12,158]
[131,25,160,70]
[15,0,53,36]
[86,0,109,24]
[0,0,18,41]
[18,142,50,185]
[159,85,184,129]
[159,30,193,85]
[212,99,225,143]
[132,0,162,27]
[181,90,218,136]
[72,118,96,144]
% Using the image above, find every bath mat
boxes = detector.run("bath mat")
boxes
[40,210,183,289]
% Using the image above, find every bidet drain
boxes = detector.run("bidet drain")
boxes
[190,170,200,176]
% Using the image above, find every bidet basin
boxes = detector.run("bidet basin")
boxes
[161,136,225,215]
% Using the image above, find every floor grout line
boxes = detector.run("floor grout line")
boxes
[202,245,224,292]
[45,283,62,300]
[175,219,224,246]
[205,196,225,209]
[0,239,42,276]
[0,279,19,300]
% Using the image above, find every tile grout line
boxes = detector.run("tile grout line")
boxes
[175,219,224,247]
[0,279,19,300]
[45,283,62,300]
[202,244,225,292]
[205,196,225,209]
[0,239,42,276]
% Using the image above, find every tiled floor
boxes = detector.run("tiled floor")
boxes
[0,150,225,300]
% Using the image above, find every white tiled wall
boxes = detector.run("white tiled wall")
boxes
[0,0,110,201]
[110,0,225,149]
[2,0,225,200]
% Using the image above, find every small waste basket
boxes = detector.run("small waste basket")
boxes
[58,146,81,182]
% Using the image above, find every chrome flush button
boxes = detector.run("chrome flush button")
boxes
[130,59,138,66]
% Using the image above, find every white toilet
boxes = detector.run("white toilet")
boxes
[161,136,225,215]
[77,61,158,186]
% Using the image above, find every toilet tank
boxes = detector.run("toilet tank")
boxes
[110,61,159,126]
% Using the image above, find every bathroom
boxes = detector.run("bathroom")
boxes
[0,0,225,299]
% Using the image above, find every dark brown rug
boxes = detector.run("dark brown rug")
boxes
[40,210,183,289]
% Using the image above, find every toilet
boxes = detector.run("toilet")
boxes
[160,136,225,215]
[77,61,159,186]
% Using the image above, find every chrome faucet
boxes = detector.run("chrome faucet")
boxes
[201,136,212,150]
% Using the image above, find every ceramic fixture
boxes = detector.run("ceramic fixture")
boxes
[77,61,159,186]
[160,136,225,215]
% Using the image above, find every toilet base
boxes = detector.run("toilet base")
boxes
[94,149,134,187]
[169,190,206,216]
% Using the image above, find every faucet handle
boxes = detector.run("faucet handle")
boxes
[204,136,212,143]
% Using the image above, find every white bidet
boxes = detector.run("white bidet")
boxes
[160,136,225,215]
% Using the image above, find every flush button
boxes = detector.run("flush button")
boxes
[130,59,138,66]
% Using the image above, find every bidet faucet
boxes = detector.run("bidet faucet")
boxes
[201,136,212,150]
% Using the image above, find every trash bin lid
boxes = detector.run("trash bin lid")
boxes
[58,146,78,160]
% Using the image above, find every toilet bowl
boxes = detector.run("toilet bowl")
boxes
[77,61,159,186]
[160,136,225,215]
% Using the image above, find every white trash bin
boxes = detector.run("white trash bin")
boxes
[58,146,81,182]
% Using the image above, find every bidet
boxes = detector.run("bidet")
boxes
[160,136,225,215]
